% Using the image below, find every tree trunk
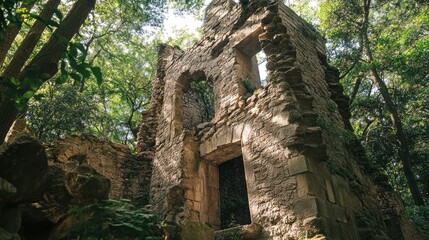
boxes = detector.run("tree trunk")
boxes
[2,0,61,78]
[0,0,96,145]
[361,0,424,205]
[0,0,36,67]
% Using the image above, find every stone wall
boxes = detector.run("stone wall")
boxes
[48,134,138,200]
[139,0,428,239]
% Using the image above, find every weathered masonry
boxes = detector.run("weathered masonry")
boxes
[136,0,426,239]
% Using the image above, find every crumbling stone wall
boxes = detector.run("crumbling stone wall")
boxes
[138,0,427,239]
[48,134,138,200]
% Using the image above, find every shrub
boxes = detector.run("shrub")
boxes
[59,200,164,239]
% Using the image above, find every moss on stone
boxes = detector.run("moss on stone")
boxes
[180,222,215,240]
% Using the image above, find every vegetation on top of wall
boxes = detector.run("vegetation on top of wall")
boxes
[242,77,256,98]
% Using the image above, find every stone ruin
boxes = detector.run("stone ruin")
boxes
[136,0,428,239]
[0,0,427,239]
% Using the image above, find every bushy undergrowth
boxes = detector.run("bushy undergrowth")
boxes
[406,205,429,232]
[62,200,164,239]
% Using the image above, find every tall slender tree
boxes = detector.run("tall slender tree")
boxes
[0,0,36,67]
[0,0,96,144]
[316,0,428,205]
[2,0,61,77]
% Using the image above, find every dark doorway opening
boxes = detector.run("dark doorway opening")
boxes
[218,156,251,229]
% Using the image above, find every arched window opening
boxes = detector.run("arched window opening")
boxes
[182,73,215,130]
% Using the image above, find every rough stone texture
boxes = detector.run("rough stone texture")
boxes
[17,134,142,238]
[47,133,139,200]
[138,0,429,239]
[0,122,44,240]
[0,177,17,201]
[134,45,182,206]
[215,223,262,240]
[0,133,47,203]
[3,118,33,144]
[64,165,111,202]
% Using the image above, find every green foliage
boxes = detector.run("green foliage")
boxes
[226,216,243,240]
[179,222,215,240]
[26,81,96,140]
[0,73,42,110]
[189,80,215,121]
[20,0,202,147]
[316,109,355,143]
[63,200,164,239]
[405,205,429,231]
[242,78,255,98]
[294,0,429,205]
[0,0,22,35]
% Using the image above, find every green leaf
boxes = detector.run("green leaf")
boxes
[10,77,20,87]
[29,78,42,90]
[70,72,81,83]
[75,43,86,53]
[60,60,67,73]
[22,90,35,99]
[69,44,78,58]
[33,94,44,101]
[56,73,68,84]
[68,56,78,70]
[14,100,26,111]
[91,67,103,85]
[77,64,91,79]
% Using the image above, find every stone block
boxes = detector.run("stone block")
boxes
[193,201,201,210]
[332,204,347,223]
[339,215,360,240]
[185,189,194,201]
[325,179,335,203]
[271,113,290,127]
[291,197,318,219]
[288,155,311,176]
[208,165,219,187]
[214,128,232,147]
[199,141,209,157]
[241,123,253,145]
[232,123,244,143]
[296,173,327,199]
[190,210,200,222]
[321,217,341,240]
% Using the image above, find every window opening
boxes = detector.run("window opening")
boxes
[235,27,269,97]
[256,50,268,87]
[219,156,251,229]
[183,77,215,130]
